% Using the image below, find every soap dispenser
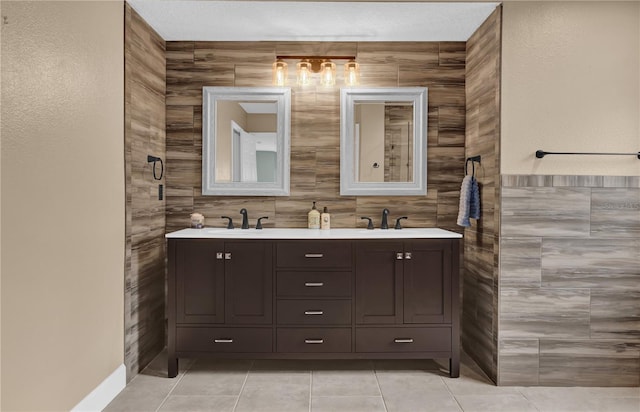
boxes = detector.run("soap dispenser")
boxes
[308,202,320,229]
[321,207,331,230]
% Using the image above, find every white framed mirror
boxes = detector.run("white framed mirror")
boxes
[202,87,291,196]
[340,87,427,196]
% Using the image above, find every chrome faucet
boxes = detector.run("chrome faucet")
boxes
[381,208,390,229]
[240,208,249,229]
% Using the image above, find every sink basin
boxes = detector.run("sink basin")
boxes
[204,228,248,235]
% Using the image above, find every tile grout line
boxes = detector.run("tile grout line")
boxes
[441,375,465,411]
[309,369,313,412]
[154,358,195,412]
[372,362,389,412]
[231,360,254,412]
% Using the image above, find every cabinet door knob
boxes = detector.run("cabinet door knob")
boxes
[305,253,324,258]
[396,252,404,260]
[214,339,234,343]
[216,252,224,260]
[224,252,232,260]
[405,252,412,260]
[304,339,324,344]
[304,282,324,287]
[304,310,324,315]
[394,338,414,343]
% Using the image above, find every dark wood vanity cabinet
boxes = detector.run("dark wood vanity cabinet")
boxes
[168,237,459,378]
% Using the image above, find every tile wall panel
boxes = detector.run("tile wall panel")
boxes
[500,288,591,339]
[165,41,467,233]
[501,187,591,237]
[124,5,166,381]
[463,6,501,382]
[539,340,640,387]
[590,188,640,238]
[499,175,640,386]
[498,339,539,386]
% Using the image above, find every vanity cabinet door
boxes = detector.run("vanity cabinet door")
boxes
[176,239,225,324]
[225,241,273,325]
[403,240,452,324]
[355,241,404,324]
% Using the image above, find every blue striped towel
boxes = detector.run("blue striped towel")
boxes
[457,176,480,227]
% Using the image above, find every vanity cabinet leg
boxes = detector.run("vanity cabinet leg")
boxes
[168,357,178,378]
[449,356,459,378]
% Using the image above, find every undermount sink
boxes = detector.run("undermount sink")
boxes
[204,228,248,235]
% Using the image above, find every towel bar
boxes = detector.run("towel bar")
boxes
[536,150,640,159]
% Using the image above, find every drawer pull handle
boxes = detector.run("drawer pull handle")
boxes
[305,253,324,258]
[214,339,234,343]
[305,282,324,287]
[304,310,324,315]
[394,338,414,343]
[396,253,404,260]
[216,252,224,260]
[405,252,412,260]
[305,339,324,344]
[224,253,232,260]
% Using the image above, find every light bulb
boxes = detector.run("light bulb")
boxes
[272,59,287,86]
[344,60,360,86]
[320,61,336,87]
[296,60,313,86]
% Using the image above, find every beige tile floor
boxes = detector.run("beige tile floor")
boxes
[105,351,640,412]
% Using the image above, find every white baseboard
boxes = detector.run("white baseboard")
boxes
[72,364,126,412]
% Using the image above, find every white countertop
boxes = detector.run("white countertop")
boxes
[166,227,462,239]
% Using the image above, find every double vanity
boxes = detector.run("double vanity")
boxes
[166,228,462,378]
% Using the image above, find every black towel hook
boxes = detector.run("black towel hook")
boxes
[465,155,481,176]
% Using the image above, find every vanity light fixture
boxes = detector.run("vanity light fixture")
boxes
[344,59,360,86]
[319,61,336,86]
[296,60,313,86]
[272,59,288,87]
[273,55,359,86]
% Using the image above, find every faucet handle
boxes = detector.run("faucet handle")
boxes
[394,216,408,230]
[256,216,269,230]
[360,216,374,230]
[221,216,234,229]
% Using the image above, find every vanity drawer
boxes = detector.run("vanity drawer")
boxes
[277,328,351,353]
[277,271,351,297]
[277,241,352,268]
[355,327,451,353]
[177,327,272,353]
[277,300,351,325]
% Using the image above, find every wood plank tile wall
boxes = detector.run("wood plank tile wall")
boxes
[165,41,467,233]
[124,4,166,381]
[499,176,640,386]
[463,7,502,383]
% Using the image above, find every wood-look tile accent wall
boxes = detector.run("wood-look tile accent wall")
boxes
[124,4,166,381]
[165,41,466,233]
[463,6,501,383]
[499,175,640,386]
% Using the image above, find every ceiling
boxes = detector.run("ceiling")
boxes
[127,1,500,42]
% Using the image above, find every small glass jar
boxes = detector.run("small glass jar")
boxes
[190,213,205,229]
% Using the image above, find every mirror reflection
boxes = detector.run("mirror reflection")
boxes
[216,101,277,183]
[202,87,290,196]
[354,102,414,183]
[340,87,427,196]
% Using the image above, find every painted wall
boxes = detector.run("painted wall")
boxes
[1,1,124,410]
[124,4,166,381]
[359,104,386,182]
[502,1,640,176]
